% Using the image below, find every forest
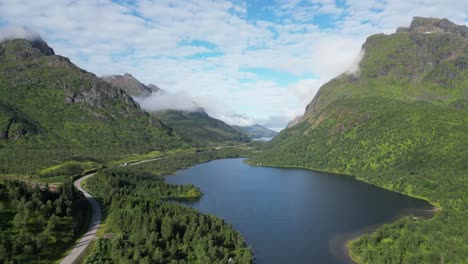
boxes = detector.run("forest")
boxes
[0,143,255,264]
[83,149,254,263]
[0,180,89,263]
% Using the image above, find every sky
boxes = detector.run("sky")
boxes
[0,0,467,130]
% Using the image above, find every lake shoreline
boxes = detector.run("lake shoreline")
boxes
[246,160,440,263]
[338,205,438,264]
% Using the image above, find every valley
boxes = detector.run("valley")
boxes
[0,11,467,264]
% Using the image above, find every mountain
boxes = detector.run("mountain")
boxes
[152,110,250,145]
[233,124,278,138]
[0,37,188,173]
[250,17,468,263]
[101,73,161,97]
[102,73,250,145]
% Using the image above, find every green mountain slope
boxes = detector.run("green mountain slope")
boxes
[232,124,278,138]
[154,110,250,145]
[0,38,188,174]
[250,17,468,263]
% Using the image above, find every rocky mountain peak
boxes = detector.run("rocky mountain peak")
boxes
[147,83,161,93]
[30,38,55,56]
[396,17,468,38]
[0,37,55,60]
[101,73,153,98]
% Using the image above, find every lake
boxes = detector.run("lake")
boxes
[165,158,433,264]
[251,137,273,141]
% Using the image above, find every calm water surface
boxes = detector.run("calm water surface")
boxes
[165,159,432,264]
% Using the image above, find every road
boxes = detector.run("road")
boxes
[124,156,168,166]
[61,156,167,263]
[60,173,100,264]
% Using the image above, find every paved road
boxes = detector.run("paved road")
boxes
[124,156,168,166]
[60,173,100,264]
[60,156,167,263]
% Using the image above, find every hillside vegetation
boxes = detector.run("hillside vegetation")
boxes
[0,180,89,263]
[154,110,250,145]
[250,17,468,263]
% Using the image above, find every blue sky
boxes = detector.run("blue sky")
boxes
[0,0,467,130]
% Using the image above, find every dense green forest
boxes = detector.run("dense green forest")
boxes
[83,149,254,264]
[0,180,89,263]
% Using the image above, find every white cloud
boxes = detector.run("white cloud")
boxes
[0,0,467,129]
[0,25,40,41]
[136,91,201,112]
[346,50,365,77]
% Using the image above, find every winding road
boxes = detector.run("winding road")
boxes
[60,173,100,264]
[60,156,168,263]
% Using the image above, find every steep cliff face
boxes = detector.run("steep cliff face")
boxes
[303,17,468,120]
[0,38,185,150]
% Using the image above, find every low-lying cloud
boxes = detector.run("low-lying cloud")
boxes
[346,50,366,77]
[216,113,256,127]
[137,90,261,127]
[0,25,40,42]
[136,91,201,113]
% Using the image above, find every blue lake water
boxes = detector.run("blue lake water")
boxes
[165,158,432,264]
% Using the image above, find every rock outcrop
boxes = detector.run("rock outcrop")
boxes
[396,17,468,38]
[101,73,154,97]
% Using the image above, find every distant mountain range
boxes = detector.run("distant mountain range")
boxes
[101,73,250,145]
[233,124,278,138]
